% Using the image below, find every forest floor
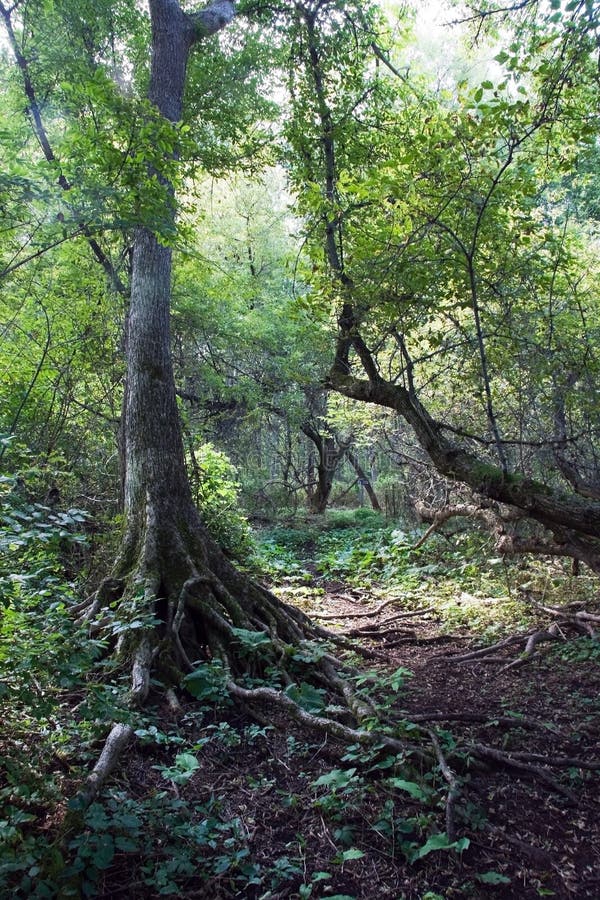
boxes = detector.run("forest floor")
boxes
[3,516,600,899]
[105,526,600,900]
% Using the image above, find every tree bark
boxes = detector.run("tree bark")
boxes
[301,421,347,513]
[96,0,352,720]
[123,0,229,529]
[345,448,382,511]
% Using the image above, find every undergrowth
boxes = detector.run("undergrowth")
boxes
[1,496,597,898]
[253,508,597,637]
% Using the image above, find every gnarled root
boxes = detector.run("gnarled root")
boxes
[71,503,414,813]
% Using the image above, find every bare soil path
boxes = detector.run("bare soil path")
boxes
[109,575,600,899]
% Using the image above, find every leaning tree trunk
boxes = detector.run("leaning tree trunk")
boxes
[345,448,382,512]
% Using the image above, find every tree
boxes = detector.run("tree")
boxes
[1,0,398,807]
[285,0,600,573]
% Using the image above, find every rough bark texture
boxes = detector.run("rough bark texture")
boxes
[81,2,373,799]
[301,422,347,513]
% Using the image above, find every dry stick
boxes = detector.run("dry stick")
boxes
[75,723,134,809]
[426,728,460,842]
[470,743,578,802]
[437,633,526,662]
[406,711,564,735]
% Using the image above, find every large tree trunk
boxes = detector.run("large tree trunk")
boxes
[108,0,319,692]
[77,0,381,808]
[123,0,206,535]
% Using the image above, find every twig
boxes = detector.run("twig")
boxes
[427,729,460,841]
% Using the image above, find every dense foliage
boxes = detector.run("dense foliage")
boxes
[1,0,600,897]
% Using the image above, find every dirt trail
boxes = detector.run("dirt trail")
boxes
[307,582,600,899]
[109,575,600,899]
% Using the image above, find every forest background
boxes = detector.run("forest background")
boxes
[1,0,600,897]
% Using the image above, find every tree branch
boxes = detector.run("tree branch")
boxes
[189,0,236,40]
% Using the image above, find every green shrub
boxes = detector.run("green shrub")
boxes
[188,443,253,559]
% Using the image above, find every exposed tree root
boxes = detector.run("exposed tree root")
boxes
[438,600,598,670]
[70,504,425,813]
[426,728,460,842]
[345,625,415,640]
[469,743,578,803]
[483,824,555,867]
[315,600,435,621]
[436,634,525,662]
[505,751,600,770]
[226,681,417,756]
[74,723,134,809]
[345,608,435,636]
[405,711,564,735]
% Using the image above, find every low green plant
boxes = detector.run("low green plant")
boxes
[189,442,253,558]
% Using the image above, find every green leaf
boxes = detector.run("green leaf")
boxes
[91,834,115,870]
[230,627,272,651]
[285,681,327,713]
[340,848,364,861]
[411,833,470,862]
[312,871,332,882]
[388,778,429,800]
[175,752,200,774]
[476,871,511,885]
[312,767,357,789]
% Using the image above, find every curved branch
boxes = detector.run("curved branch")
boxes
[329,366,600,558]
